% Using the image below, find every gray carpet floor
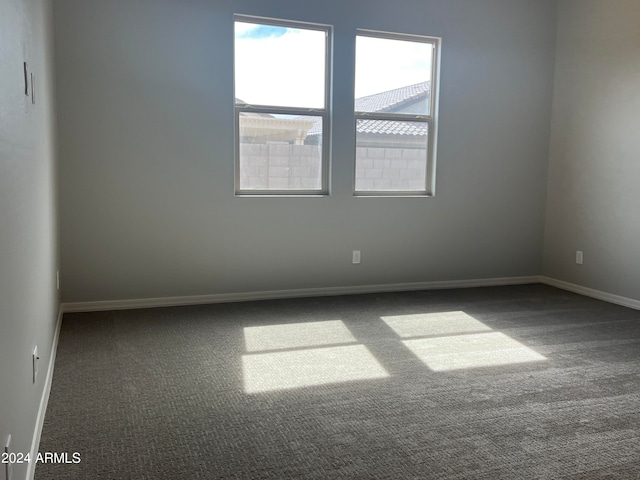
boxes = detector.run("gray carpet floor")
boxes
[36,284,640,479]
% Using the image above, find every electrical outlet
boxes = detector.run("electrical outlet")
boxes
[352,250,361,264]
[576,250,583,265]
[4,434,12,480]
[32,346,39,384]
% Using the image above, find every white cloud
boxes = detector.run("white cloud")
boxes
[235,27,326,108]
[355,36,432,98]
[234,21,258,36]
[234,23,433,107]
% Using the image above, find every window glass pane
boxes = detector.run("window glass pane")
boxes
[355,119,428,192]
[235,21,326,109]
[239,114,323,190]
[355,36,432,115]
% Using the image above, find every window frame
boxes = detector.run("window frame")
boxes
[353,29,440,197]
[233,15,332,196]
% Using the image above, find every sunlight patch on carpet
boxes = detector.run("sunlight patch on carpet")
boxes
[242,344,389,393]
[403,331,547,372]
[381,311,492,338]
[244,320,357,352]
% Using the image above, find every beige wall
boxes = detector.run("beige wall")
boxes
[54,0,557,303]
[543,0,640,299]
[0,0,58,478]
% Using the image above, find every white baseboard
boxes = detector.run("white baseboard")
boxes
[62,276,541,313]
[26,304,63,480]
[539,276,640,311]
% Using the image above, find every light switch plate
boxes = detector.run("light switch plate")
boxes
[32,346,39,384]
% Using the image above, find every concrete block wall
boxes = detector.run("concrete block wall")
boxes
[239,143,322,190]
[355,146,427,191]
[240,144,427,191]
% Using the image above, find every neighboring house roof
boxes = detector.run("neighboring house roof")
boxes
[306,81,430,138]
[238,82,430,141]
[355,81,429,114]
[239,116,316,144]
[237,99,275,119]
[357,118,426,137]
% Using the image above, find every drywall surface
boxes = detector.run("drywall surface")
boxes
[54,0,557,302]
[0,0,58,478]
[543,0,640,299]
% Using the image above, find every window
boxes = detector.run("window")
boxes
[354,31,439,195]
[234,16,331,195]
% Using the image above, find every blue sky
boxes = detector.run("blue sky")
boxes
[236,24,290,40]
[235,22,326,108]
[235,21,432,106]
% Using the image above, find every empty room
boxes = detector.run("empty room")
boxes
[1,0,640,478]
